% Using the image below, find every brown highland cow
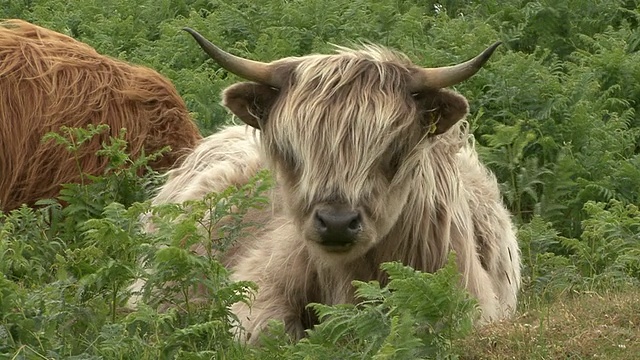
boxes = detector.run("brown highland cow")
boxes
[0,19,202,211]
[135,28,522,344]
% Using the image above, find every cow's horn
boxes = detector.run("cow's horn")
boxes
[408,42,502,91]
[183,28,282,88]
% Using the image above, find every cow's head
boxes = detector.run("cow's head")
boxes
[185,28,499,264]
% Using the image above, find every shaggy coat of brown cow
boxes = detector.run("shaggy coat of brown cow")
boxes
[0,20,202,211]
[140,29,522,343]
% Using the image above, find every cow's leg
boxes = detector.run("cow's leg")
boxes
[229,223,309,344]
[231,297,305,344]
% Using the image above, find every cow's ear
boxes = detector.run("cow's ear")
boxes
[415,88,469,136]
[222,82,280,129]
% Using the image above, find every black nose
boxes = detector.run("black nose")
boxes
[314,208,362,246]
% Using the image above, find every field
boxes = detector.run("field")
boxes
[1,0,640,359]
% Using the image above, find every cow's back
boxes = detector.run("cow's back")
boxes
[151,125,265,204]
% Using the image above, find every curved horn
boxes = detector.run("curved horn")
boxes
[408,41,502,92]
[183,27,282,88]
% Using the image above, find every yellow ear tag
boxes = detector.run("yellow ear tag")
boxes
[427,112,438,134]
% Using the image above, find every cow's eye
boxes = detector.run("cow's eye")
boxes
[390,152,402,173]
[383,151,403,181]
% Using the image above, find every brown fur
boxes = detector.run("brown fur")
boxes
[0,19,202,211]
[142,44,521,343]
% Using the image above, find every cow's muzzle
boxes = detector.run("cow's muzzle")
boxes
[313,206,362,252]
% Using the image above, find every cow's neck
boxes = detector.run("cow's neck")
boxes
[374,148,462,282]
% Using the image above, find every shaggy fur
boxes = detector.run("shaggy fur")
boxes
[148,44,521,342]
[0,19,202,211]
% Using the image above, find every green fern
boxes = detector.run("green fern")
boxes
[256,256,476,359]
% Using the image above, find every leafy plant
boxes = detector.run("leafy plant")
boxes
[2,0,640,358]
[560,200,640,290]
[256,256,477,360]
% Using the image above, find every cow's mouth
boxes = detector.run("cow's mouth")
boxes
[319,241,355,253]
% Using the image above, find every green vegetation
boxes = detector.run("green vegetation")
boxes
[2,0,640,358]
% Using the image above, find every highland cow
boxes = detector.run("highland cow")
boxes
[0,19,202,212]
[145,28,521,343]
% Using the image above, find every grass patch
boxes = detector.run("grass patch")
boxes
[458,288,640,359]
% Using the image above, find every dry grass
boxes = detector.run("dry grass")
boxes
[456,289,640,359]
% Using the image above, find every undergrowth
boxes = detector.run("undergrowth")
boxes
[2,125,638,359]
[2,0,640,358]
[1,127,478,359]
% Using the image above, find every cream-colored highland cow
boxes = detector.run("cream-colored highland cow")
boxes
[146,29,521,343]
